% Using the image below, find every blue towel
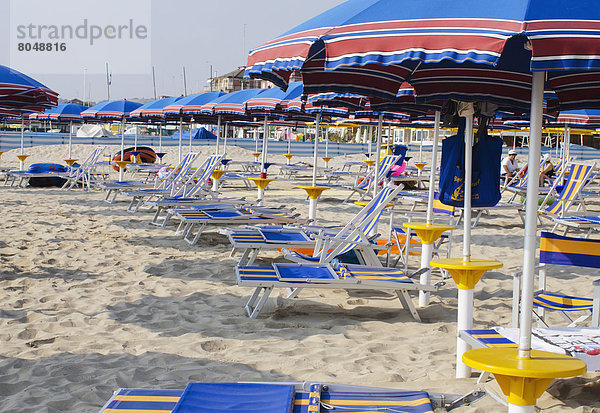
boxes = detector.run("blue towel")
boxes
[172,383,295,413]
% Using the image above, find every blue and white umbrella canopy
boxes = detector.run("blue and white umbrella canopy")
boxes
[129,97,183,120]
[31,103,88,121]
[82,100,142,121]
[162,92,226,118]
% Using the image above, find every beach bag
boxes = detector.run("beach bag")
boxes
[439,123,502,207]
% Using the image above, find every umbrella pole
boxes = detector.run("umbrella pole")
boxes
[134,125,138,150]
[419,111,442,307]
[178,117,183,162]
[223,123,228,156]
[518,71,544,361]
[216,115,221,156]
[119,117,125,181]
[374,113,383,198]
[368,125,373,157]
[19,118,25,170]
[454,112,474,379]
[189,122,193,154]
[68,121,73,159]
[257,115,269,205]
[158,124,163,153]
[325,126,329,157]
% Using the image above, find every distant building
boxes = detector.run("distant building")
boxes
[207,66,274,92]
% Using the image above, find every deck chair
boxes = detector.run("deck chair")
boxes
[512,231,600,328]
[535,161,596,222]
[551,215,600,237]
[61,146,107,191]
[282,184,404,267]
[124,154,223,213]
[100,152,199,204]
[100,382,484,412]
[391,194,455,271]
[173,205,304,245]
[221,184,403,266]
[343,155,401,203]
[236,262,441,321]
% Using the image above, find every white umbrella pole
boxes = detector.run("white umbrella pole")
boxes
[261,116,269,175]
[312,114,320,187]
[455,112,474,379]
[223,123,228,155]
[119,117,125,181]
[178,117,183,162]
[419,129,424,162]
[325,126,329,157]
[419,111,442,307]
[158,124,163,153]
[134,125,138,150]
[189,122,193,153]
[368,125,373,157]
[255,127,259,152]
[374,113,383,198]
[517,71,545,361]
[68,121,73,159]
[216,115,221,155]
[19,118,25,170]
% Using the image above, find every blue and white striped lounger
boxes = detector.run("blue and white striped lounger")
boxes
[236,263,438,321]
[100,382,484,412]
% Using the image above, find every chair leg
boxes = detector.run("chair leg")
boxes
[286,287,303,299]
[396,289,421,322]
[246,287,273,319]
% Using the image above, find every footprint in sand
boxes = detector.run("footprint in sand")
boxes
[200,339,228,352]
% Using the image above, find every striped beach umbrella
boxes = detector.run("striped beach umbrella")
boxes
[0,64,58,111]
[247,0,600,399]
[82,100,142,180]
[40,104,89,159]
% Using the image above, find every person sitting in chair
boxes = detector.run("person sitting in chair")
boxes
[501,149,519,186]
[539,153,555,186]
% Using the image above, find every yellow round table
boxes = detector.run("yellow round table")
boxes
[320,156,333,166]
[430,258,502,289]
[62,158,78,167]
[249,177,275,190]
[463,348,586,408]
[403,222,454,245]
[251,152,262,161]
[113,160,130,171]
[0,151,5,158]
[298,185,329,200]
[15,154,30,162]
[413,162,427,171]
[432,257,503,378]
[283,154,295,163]
[363,159,375,168]
[211,169,226,180]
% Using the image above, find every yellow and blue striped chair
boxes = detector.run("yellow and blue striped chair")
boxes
[100,382,484,412]
[538,161,595,220]
[343,155,401,203]
[512,231,600,328]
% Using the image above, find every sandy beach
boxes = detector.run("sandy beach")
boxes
[0,143,599,412]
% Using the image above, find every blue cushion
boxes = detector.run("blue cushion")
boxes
[172,383,295,413]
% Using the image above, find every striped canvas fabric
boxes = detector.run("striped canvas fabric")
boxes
[539,231,600,269]
[543,162,593,217]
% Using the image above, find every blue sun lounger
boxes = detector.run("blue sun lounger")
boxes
[236,262,437,321]
[100,382,484,412]
[222,184,402,266]
[512,231,600,328]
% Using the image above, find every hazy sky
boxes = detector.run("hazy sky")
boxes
[0,0,346,102]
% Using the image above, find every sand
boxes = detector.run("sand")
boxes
[0,143,599,412]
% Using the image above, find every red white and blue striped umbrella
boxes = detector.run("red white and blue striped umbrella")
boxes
[82,100,142,121]
[129,97,183,120]
[162,92,226,118]
[553,109,600,129]
[247,0,600,111]
[0,64,59,111]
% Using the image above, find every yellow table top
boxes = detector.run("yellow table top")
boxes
[431,258,503,271]
[298,185,330,199]
[249,177,275,189]
[321,156,333,162]
[463,348,586,379]
[211,169,226,179]
[403,222,455,244]
[113,160,130,168]
[283,154,295,159]
[431,258,503,289]
[363,160,375,167]
[15,154,30,160]
[413,162,428,169]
